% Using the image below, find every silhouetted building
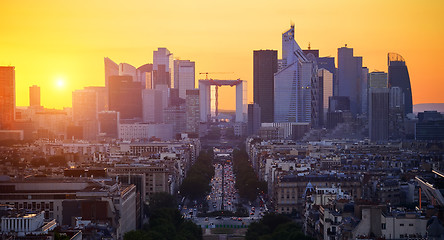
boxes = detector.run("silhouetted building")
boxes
[104,57,119,89]
[142,89,163,123]
[186,89,200,133]
[388,53,412,116]
[302,49,319,58]
[253,50,278,123]
[248,103,261,136]
[0,67,15,130]
[67,125,83,139]
[369,72,388,89]
[318,69,333,126]
[84,86,107,113]
[164,104,186,136]
[329,96,350,112]
[29,85,40,107]
[415,111,444,140]
[72,89,98,140]
[137,63,153,89]
[337,46,364,115]
[318,57,336,95]
[389,87,405,140]
[109,75,142,120]
[98,111,120,139]
[369,88,389,141]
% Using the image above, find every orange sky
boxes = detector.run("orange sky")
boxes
[1,0,443,110]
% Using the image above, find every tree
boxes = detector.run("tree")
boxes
[148,192,177,214]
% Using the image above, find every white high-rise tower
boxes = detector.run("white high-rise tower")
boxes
[274,25,314,123]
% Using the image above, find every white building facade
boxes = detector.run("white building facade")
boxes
[274,25,314,123]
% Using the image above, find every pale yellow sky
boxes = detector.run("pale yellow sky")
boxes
[1,0,443,109]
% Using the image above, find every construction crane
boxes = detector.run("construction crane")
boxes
[198,72,234,118]
[198,72,233,80]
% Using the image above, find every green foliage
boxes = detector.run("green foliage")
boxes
[148,192,177,214]
[179,150,215,200]
[124,208,202,240]
[246,213,313,240]
[232,148,267,202]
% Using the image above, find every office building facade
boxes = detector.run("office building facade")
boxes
[108,75,142,120]
[186,89,200,133]
[337,46,364,116]
[388,53,413,116]
[247,103,261,136]
[29,85,40,107]
[174,60,195,99]
[274,25,313,123]
[0,67,15,130]
[369,88,390,141]
[253,50,278,123]
[153,48,174,88]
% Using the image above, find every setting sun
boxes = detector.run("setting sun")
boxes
[55,78,65,89]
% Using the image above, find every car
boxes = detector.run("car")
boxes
[205,217,209,221]
[250,212,254,215]
[215,216,222,219]
[238,217,242,221]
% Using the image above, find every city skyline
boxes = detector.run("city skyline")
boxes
[1,0,443,109]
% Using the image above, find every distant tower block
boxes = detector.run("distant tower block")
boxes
[199,79,247,123]
[29,85,41,107]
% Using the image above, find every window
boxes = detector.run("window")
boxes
[409,223,413,226]
[400,223,404,226]
[381,223,386,229]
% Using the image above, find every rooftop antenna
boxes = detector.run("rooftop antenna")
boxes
[308,42,311,50]
[290,20,295,28]
[345,44,348,47]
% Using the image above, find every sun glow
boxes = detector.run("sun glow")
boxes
[55,78,66,89]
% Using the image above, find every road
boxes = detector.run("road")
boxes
[180,146,267,228]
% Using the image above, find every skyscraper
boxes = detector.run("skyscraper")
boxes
[368,72,389,142]
[137,64,153,89]
[153,48,174,88]
[318,68,333,126]
[174,60,195,99]
[186,89,200,133]
[109,75,142,120]
[0,66,15,130]
[247,103,261,136]
[119,63,138,83]
[368,72,388,88]
[388,53,413,116]
[274,25,314,123]
[72,89,98,140]
[317,57,336,95]
[98,111,120,139]
[104,57,119,111]
[253,50,277,123]
[142,89,163,123]
[104,57,119,89]
[29,85,40,107]
[337,46,364,116]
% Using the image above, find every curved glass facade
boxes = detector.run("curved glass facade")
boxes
[388,53,412,115]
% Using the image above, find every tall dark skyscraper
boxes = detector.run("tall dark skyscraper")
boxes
[247,103,261,136]
[253,50,277,123]
[0,66,15,130]
[369,88,389,141]
[388,53,413,116]
[337,46,364,116]
[109,75,142,120]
